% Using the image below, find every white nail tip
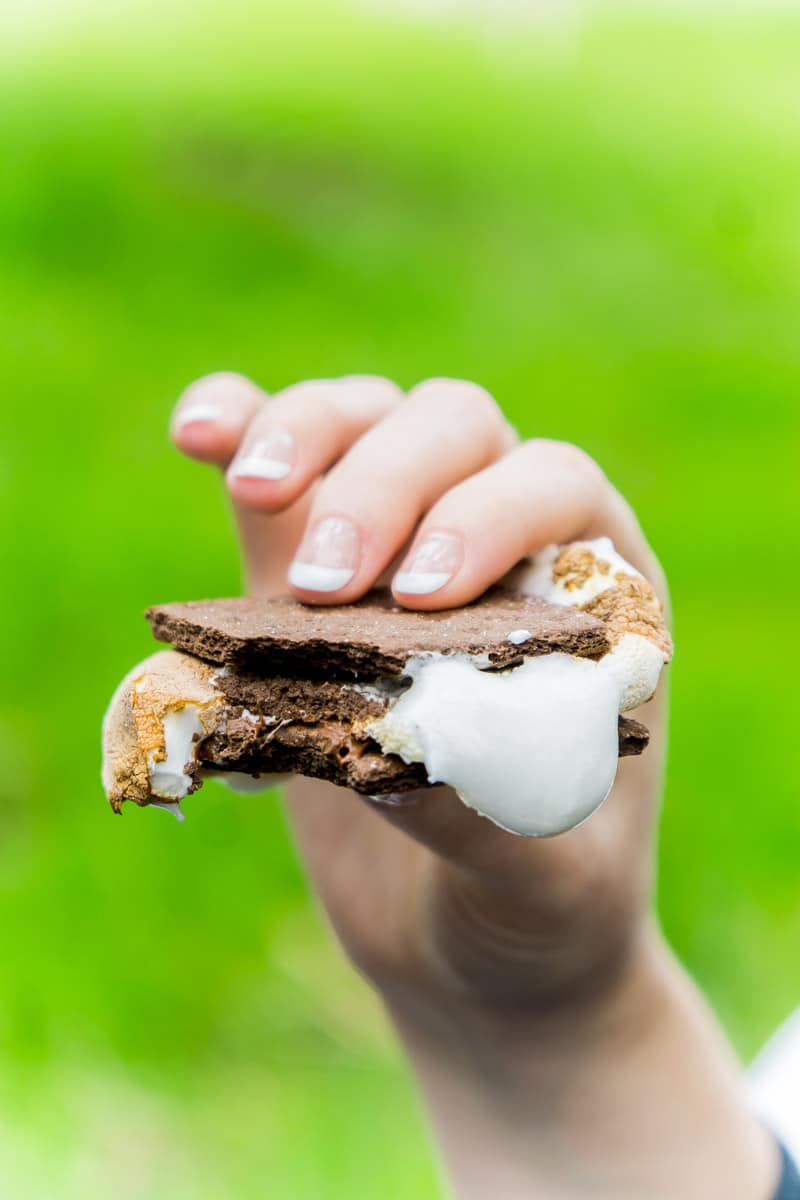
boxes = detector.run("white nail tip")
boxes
[230,457,292,481]
[288,563,355,592]
[392,571,452,595]
[174,403,224,428]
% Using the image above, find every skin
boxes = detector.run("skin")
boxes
[172,373,779,1200]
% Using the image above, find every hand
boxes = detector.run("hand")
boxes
[171,372,667,1013]
[171,374,775,1200]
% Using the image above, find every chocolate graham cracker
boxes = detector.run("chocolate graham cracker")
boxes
[146,588,611,677]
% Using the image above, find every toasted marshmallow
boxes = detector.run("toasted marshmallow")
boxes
[102,650,224,811]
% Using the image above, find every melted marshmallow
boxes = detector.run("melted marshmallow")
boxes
[146,705,204,799]
[368,538,668,838]
[149,798,186,822]
[506,628,532,645]
[369,654,624,837]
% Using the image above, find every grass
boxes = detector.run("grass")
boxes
[2,1,800,1194]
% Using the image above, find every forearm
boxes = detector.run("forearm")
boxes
[385,927,779,1200]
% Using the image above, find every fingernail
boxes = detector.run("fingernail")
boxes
[288,516,360,592]
[230,430,295,482]
[174,402,225,429]
[393,531,463,595]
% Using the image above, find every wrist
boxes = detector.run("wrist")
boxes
[384,919,660,1087]
[383,926,778,1200]
[379,854,655,1032]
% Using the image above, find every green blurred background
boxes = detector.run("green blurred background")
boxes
[2,1,800,1194]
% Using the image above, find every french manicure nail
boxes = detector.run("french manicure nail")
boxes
[288,516,360,592]
[393,531,463,595]
[174,402,225,429]
[230,429,295,481]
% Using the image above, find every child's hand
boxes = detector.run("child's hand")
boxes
[172,372,666,1011]
[172,374,775,1200]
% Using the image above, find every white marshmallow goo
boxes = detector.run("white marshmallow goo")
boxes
[146,705,206,800]
[368,538,669,838]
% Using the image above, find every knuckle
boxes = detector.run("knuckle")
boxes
[410,377,503,434]
[525,439,605,488]
[334,375,404,423]
[412,379,506,453]
[338,374,404,407]
[277,378,337,413]
[277,377,398,424]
